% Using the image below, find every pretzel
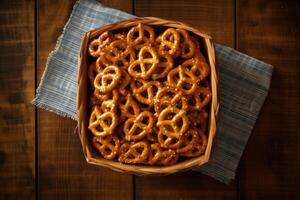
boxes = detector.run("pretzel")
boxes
[167,65,198,95]
[151,52,173,80]
[127,23,155,49]
[157,129,183,149]
[177,29,196,59]
[93,136,120,160]
[176,128,199,153]
[100,100,117,113]
[128,46,159,79]
[157,106,189,138]
[187,82,211,111]
[94,89,119,103]
[90,93,102,106]
[88,106,117,137]
[100,40,136,69]
[180,130,207,157]
[94,65,121,93]
[130,79,161,106]
[159,28,180,56]
[88,32,114,57]
[147,143,163,165]
[118,69,131,95]
[119,141,150,164]
[123,111,155,141]
[119,94,141,119]
[159,149,179,166]
[154,86,188,114]
[189,110,208,131]
[146,127,159,143]
[181,52,210,80]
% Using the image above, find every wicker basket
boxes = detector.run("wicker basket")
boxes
[77,17,219,175]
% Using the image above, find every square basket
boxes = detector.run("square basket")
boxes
[77,17,219,175]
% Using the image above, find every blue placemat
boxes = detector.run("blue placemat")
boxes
[33,0,273,184]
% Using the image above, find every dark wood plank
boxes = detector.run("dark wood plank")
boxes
[237,0,300,199]
[0,0,35,199]
[37,0,133,199]
[134,1,237,199]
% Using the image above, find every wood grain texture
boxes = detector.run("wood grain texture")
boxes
[135,0,235,47]
[101,0,133,13]
[0,0,35,199]
[37,0,133,199]
[237,0,300,199]
[134,1,237,199]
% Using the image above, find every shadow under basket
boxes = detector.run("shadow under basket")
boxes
[77,17,219,175]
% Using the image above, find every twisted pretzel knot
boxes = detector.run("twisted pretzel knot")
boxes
[127,23,155,49]
[160,149,179,166]
[88,32,114,57]
[151,52,173,80]
[119,94,140,119]
[101,40,136,69]
[187,82,211,111]
[94,89,119,103]
[89,106,118,137]
[147,143,163,165]
[159,28,180,56]
[180,130,207,157]
[177,29,196,59]
[157,106,189,138]
[157,129,183,149]
[123,111,155,141]
[119,141,150,164]
[154,86,188,114]
[93,135,120,160]
[167,65,198,95]
[94,65,121,93]
[130,79,161,106]
[118,69,131,95]
[181,52,210,80]
[176,128,199,153]
[128,46,159,79]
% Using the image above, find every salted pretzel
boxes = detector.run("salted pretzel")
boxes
[100,40,136,68]
[159,149,179,166]
[157,129,183,149]
[167,65,198,95]
[94,65,121,93]
[176,128,199,153]
[94,89,119,102]
[177,29,196,59]
[189,110,208,131]
[119,94,141,119]
[130,79,161,106]
[127,23,155,49]
[154,86,188,114]
[88,106,118,137]
[181,52,210,80]
[118,69,131,95]
[159,28,180,56]
[128,46,159,79]
[157,106,189,138]
[180,130,207,157]
[119,141,150,164]
[88,32,114,57]
[123,111,155,141]
[93,135,120,160]
[151,52,173,80]
[187,82,211,111]
[147,143,163,165]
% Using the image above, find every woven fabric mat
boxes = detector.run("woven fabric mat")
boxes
[33,0,273,184]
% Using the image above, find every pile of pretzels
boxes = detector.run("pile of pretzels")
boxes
[87,23,211,166]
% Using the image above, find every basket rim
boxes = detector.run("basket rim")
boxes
[77,17,219,175]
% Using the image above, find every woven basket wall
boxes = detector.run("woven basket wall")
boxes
[77,17,219,175]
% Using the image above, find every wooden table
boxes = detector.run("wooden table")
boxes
[0,0,299,199]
